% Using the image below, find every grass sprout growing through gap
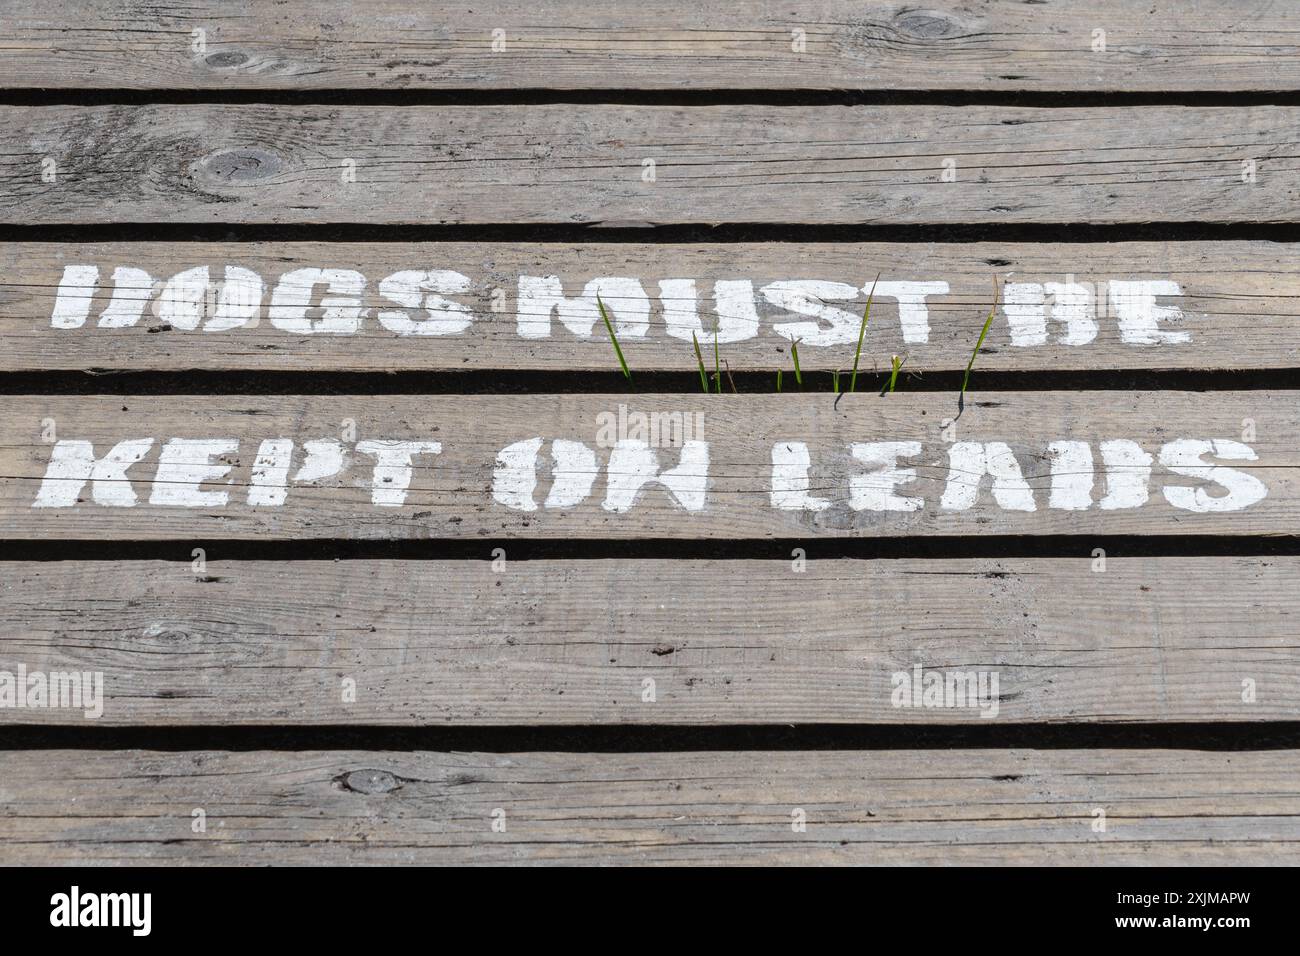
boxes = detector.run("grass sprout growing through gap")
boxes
[597,293,631,384]
[886,354,905,394]
[959,278,1000,411]
[617,273,1000,399]
[691,332,709,393]
[849,273,881,393]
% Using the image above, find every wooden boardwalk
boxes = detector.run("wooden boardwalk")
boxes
[1,1,1298,866]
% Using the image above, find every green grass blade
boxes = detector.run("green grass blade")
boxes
[849,273,880,394]
[832,370,840,394]
[597,294,631,384]
[887,354,904,393]
[691,332,708,393]
[960,278,1000,400]
[776,369,783,393]
[791,338,803,388]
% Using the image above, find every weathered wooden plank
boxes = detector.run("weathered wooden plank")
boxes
[0,392,1289,540]
[3,104,1295,225]
[0,557,1294,725]
[1,748,1295,864]
[5,241,1298,373]
[4,1,1299,92]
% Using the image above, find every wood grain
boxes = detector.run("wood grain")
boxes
[0,392,1290,540]
[4,240,1298,373]
[4,0,1296,873]
[5,104,1297,225]
[0,557,1295,725]
[1,748,1295,864]
[4,1,1299,92]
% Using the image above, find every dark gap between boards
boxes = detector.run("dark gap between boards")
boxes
[1,535,1296,562]
[5,223,1300,243]
[4,369,1299,395]
[0,723,1296,753]
[5,89,1300,108]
